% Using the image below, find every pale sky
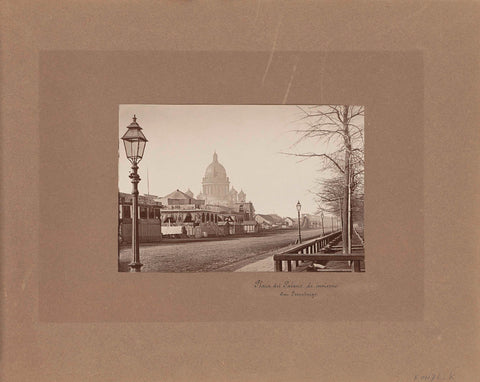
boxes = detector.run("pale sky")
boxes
[118,105,344,218]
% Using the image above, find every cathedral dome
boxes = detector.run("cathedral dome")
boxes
[204,152,227,180]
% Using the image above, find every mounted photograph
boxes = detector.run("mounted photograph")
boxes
[118,105,364,272]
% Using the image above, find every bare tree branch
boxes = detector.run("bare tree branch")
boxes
[279,151,345,174]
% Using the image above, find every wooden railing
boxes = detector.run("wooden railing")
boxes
[290,230,342,255]
[273,230,364,272]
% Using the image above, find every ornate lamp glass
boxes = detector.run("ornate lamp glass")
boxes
[121,115,148,164]
[296,200,301,212]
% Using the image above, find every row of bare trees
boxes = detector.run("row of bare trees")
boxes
[285,105,364,254]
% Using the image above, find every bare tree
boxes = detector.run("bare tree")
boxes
[284,105,365,253]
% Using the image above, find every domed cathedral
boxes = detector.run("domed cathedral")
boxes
[197,152,247,208]
[201,151,230,205]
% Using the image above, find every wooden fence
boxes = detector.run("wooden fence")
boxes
[120,220,162,243]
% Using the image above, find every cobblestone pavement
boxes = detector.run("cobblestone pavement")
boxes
[119,228,327,272]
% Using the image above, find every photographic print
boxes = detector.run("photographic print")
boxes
[118,105,364,272]
[5,1,479,380]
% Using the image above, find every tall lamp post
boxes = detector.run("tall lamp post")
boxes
[296,201,302,243]
[321,212,325,236]
[121,115,148,272]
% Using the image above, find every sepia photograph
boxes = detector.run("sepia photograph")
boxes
[4,1,479,380]
[118,105,365,272]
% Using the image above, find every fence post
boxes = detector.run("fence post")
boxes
[275,260,283,272]
[352,260,361,272]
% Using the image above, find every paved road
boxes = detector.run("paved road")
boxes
[119,228,328,272]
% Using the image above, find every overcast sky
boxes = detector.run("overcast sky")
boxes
[119,105,344,218]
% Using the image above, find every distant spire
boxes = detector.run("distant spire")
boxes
[213,151,218,162]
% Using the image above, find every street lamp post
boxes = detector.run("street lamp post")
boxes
[321,212,325,236]
[296,201,302,243]
[331,215,334,233]
[121,115,148,272]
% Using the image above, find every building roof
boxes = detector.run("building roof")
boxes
[255,214,276,224]
[119,192,162,206]
[255,214,285,224]
[159,209,213,214]
[160,189,193,200]
[268,214,284,224]
[155,189,205,207]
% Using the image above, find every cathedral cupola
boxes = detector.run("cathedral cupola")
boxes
[204,151,228,180]
[202,152,230,203]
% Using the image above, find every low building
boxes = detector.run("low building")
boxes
[255,214,284,229]
[118,192,163,243]
[234,201,255,221]
[255,214,275,229]
[119,188,259,241]
[243,220,259,234]
[267,214,284,226]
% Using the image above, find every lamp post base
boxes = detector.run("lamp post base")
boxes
[128,262,143,272]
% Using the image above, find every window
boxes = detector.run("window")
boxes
[154,208,161,219]
[140,207,147,219]
[122,205,131,219]
[149,208,154,219]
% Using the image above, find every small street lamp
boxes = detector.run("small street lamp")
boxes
[296,201,302,243]
[121,115,148,272]
[321,212,325,236]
